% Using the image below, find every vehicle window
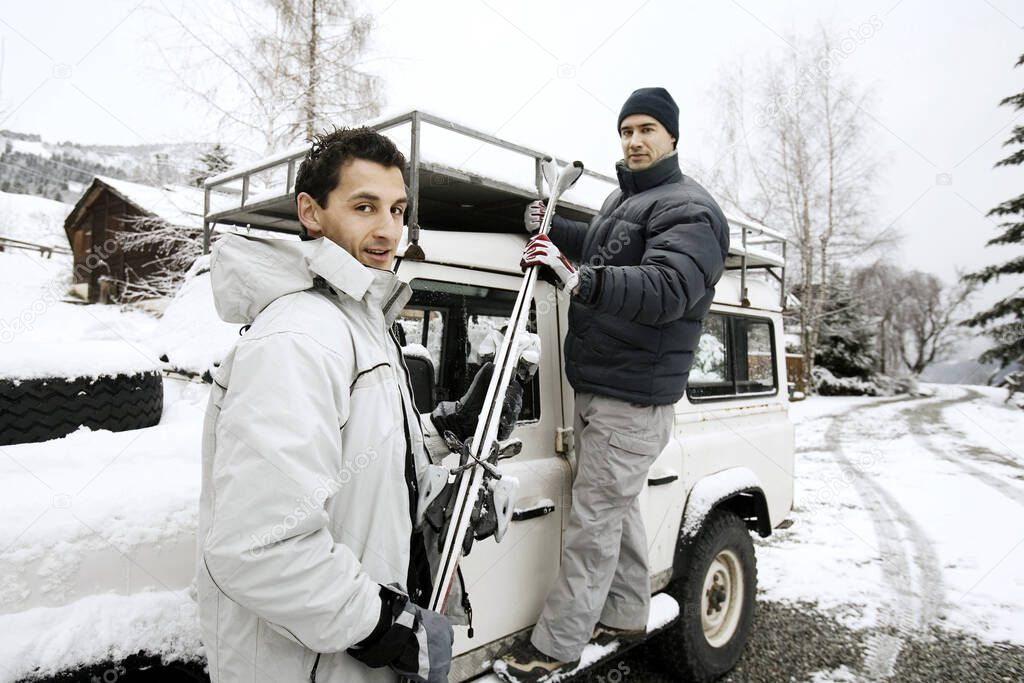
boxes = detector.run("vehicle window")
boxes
[396,308,445,377]
[739,319,775,394]
[690,314,730,386]
[688,313,777,400]
[467,314,505,363]
[399,279,541,421]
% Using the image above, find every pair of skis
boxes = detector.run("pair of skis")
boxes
[427,158,585,616]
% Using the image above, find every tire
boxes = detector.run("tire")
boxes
[652,508,757,682]
[19,652,208,683]
[0,371,163,446]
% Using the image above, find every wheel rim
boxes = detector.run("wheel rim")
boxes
[701,548,744,648]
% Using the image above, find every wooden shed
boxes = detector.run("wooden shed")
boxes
[63,176,205,303]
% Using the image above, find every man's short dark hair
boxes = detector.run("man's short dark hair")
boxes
[295,126,407,209]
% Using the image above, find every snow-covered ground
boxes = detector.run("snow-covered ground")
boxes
[758,386,1024,675]
[0,251,157,352]
[2,246,1024,680]
[0,190,72,247]
[0,377,206,681]
[149,257,239,377]
[0,249,208,679]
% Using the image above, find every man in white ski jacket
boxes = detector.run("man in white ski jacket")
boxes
[196,128,452,683]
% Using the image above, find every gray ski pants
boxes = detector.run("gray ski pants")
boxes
[531,392,673,661]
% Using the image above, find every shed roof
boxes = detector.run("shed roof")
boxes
[64,176,208,241]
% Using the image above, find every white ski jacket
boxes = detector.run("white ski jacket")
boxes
[196,234,429,683]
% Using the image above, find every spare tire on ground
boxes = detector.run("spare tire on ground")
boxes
[0,371,163,446]
[0,341,164,446]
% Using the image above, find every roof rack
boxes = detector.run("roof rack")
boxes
[201,110,611,252]
[202,109,786,306]
[723,214,787,308]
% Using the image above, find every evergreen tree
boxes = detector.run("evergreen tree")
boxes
[813,268,877,379]
[962,52,1024,367]
[190,143,234,187]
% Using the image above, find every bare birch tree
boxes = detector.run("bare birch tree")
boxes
[853,262,978,376]
[157,0,381,155]
[893,271,977,375]
[704,28,886,390]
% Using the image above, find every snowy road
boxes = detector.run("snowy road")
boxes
[617,386,1024,681]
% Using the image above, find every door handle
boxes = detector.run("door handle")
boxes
[648,472,679,487]
[512,502,556,522]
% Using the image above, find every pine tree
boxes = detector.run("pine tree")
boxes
[190,143,234,187]
[814,268,877,380]
[962,52,1024,367]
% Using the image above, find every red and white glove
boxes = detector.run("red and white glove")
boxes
[524,200,546,233]
[520,234,579,293]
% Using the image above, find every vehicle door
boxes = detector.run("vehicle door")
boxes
[392,260,572,655]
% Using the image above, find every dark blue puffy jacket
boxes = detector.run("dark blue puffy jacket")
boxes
[549,152,730,405]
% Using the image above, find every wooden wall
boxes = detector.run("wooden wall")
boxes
[69,188,168,303]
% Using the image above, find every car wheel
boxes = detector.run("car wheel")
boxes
[653,508,757,682]
[0,371,163,446]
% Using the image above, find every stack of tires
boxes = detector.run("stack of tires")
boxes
[0,344,163,447]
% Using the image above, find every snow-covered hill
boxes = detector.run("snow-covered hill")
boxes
[0,129,257,205]
[0,191,72,247]
[918,358,1022,388]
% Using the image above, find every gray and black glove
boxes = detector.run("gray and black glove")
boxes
[349,585,454,683]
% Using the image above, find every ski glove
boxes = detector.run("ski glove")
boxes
[521,233,580,293]
[524,199,546,233]
[349,585,454,683]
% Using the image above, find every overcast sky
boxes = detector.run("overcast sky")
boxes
[2,0,1022,346]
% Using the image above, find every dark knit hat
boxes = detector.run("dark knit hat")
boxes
[617,87,679,141]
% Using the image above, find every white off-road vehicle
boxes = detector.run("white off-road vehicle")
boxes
[202,111,795,682]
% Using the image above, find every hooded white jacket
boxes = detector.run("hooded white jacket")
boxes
[196,234,430,683]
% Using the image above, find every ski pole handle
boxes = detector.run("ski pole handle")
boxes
[538,160,584,235]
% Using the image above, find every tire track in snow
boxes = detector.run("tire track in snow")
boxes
[823,396,945,681]
[901,388,1024,509]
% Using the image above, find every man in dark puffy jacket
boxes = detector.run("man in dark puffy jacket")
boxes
[495,87,730,682]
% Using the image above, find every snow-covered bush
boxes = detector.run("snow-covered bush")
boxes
[150,255,240,379]
[691,332,727,382]
[812,366,882,396]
